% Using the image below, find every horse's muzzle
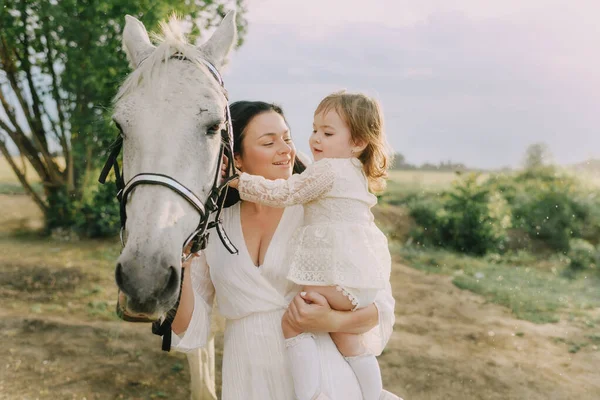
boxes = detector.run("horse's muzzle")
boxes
[116,290,162,323]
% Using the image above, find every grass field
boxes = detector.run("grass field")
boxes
[1,160,600,399]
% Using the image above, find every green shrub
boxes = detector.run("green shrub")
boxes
[393,166,600,256]
[567,239,597,270]
[74,180,120,238]
[511,183,575,251]
[487,166,600,251]
[407,174,511,255]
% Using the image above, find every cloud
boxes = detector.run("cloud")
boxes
[224,4,600,168]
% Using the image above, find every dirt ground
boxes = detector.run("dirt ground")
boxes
[1,195,600,399]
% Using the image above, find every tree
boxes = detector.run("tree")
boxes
[0,0,247,233]
[523,142,552,170]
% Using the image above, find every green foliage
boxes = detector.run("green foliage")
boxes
[407,174,511,255]
[512,184,575,251]
[567,239,597,271]
[45,186,77,232]
[0,0,247,235]
[74,180,121,238]
[392,166,600,256]
[488,167,600,252]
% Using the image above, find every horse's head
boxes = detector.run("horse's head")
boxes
[112,12,236,320]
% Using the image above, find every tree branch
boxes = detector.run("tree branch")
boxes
[18,3,46,146]
[40,3,68,142]
[0,35,63,185]
[0,81,51,181]
[0,36,36,135]
[14,31,63,183]
[0,134,48,213]
[0,81,22,133]
[40,12,71,182]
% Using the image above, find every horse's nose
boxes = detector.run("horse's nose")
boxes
[115,257,180,313]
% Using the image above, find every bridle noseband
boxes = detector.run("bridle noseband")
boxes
[99,54,238,351]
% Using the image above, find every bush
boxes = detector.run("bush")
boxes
[511,183,575,251]
[391,166,600,256]
[46,186,77,233]
[487,166,600,251]
[74,180,120,238]
[405,196,445,246]
[407,174,511,255]
[567,239,597,270]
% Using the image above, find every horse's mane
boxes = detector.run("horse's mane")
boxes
[115,15,210,102]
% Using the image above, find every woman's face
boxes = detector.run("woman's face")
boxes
[235,111,296,180]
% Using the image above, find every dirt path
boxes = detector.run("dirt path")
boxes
[2,259,599,399]
[380,261,600,400]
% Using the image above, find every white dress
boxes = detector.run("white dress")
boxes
[238,157,391,310]
[171,203,397,400]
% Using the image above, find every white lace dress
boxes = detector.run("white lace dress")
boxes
[170,204,397,400]
[238,157,392,310]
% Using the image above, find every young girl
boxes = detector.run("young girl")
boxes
[229,91,394,400]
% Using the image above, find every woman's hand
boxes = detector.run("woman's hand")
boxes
[282,291,339,333]
[182,243,202,268]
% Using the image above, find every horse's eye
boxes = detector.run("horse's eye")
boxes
[207,123,221,136]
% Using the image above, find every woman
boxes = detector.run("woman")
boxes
[171,101,396,399]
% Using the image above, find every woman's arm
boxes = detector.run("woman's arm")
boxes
[171,255,196,334]
[235,159,335,207]
[284,284,396,356]
[283,291,379,335]
[170,252,216,353]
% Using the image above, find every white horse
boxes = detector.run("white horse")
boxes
[114,11,237,400]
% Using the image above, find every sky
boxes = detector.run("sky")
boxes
[222,0,600,169]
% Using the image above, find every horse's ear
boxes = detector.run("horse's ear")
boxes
[199,11,237,69]
[122,15,155,68]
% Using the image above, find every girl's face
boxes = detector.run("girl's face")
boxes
[235,111,296,180]
[309,110,358,161]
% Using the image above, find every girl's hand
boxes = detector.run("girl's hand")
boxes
[221,154,229,180]
[228,176,239,189]
[221,154,240,188]
[283,291,338,333]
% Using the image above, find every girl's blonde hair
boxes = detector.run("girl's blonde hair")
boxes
[314,91,393,193]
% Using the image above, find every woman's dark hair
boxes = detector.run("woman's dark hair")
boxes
[223,101,306,207]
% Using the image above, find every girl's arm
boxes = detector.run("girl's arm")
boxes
[236,159,335,207]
